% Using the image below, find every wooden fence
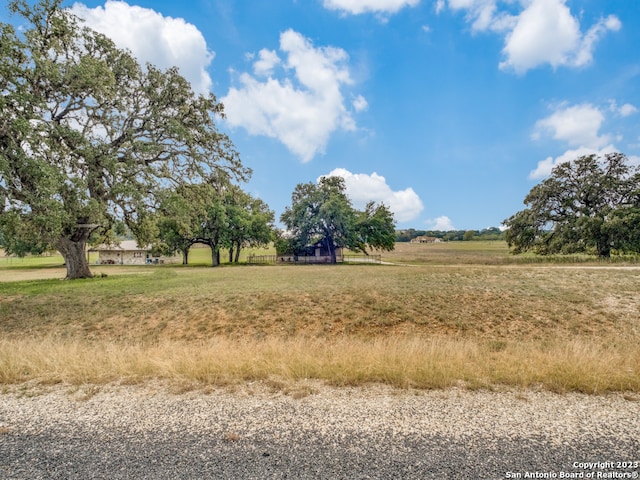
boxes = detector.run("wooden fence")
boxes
[246,255,278,264]
[246,254,381,265]
[343,254,382,264]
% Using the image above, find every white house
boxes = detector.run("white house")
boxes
[410,236,442,244]
[91,240,177,265]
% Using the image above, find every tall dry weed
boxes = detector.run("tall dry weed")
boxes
[1,336,637,393]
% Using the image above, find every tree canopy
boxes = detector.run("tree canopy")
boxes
[224,186,274,264]
[154,181,217,266]
[155,178,274,266]
[280,176,395,263]
[0,0,249,278]
[395,227,504,242]
[503,153,640,257]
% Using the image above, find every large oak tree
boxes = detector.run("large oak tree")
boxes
[280,176,395,263]
[503,153,640,258]
[0,0,248,278]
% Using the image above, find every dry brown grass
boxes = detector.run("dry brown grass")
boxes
[0,336,637,394]
[378,240,512,264]
[2,264,638,342]
[379,241,640,265]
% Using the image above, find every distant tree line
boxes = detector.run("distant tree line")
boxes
[396,227,504,243]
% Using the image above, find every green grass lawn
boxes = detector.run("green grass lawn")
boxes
[0,252,75,268]
[2,240,637,274]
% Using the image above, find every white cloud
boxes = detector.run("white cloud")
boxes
[222,30,363,162]
[322,0,420,15]
[618,103,638,118]
[71,1,214,95]
[629,155,640,167]
[447,0,516,33]
[428,216,455,231]
[529,102,622,179]
[500,1,620,73]
[572,14,621,67]
[533,103,609,148]
[444,0,621,74]
[324,168,424,222]
[529,145,617,179]
[253,49,281,77]
[352,94,369,112]
[609,100,638,118]
[500,0,580,73]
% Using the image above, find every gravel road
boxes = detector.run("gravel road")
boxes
[1,383,638,479]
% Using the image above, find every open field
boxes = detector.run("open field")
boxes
[3,240,638,282]
[379,240,640,265]
[1,242,639,393]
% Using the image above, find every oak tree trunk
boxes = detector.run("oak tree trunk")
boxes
[325,236,337,264]
[56,236,93,279]
[211,247,220,266]
[597,239,611,258]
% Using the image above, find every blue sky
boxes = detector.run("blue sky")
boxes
[5,1,640,230]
